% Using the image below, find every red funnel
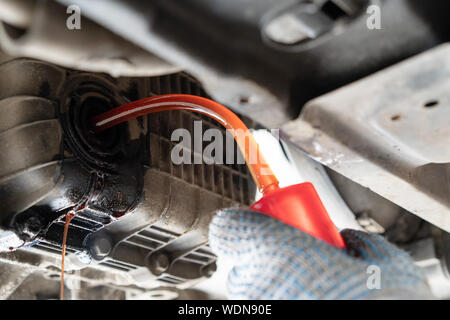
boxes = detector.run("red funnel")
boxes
[250,182,346,248]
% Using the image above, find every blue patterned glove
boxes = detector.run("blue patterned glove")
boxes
[209,209,433,300]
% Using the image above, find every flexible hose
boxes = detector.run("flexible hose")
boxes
[89,94,279,194]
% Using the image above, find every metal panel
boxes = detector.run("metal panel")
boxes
[283,44,450,231]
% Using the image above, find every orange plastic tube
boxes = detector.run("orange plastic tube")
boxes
[89,94,279,194]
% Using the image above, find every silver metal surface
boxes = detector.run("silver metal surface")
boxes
[0,229,23,253]
[283,44,450,231]
[406,232,450,299]
[0,53,256,296]
[0,0,179,77]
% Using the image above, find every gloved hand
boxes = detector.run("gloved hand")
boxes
[209,209,433,300]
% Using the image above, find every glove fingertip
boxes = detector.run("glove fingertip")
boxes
[208,209,252,259]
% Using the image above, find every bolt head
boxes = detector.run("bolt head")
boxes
[149,253,170,275]
[88,236,112,260]
[201,262,217,278]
